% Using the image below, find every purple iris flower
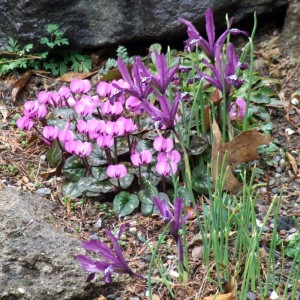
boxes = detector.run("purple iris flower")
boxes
[150,51,180,95]
[152,197,194,264]
[179,8,248,61]
[76,224,139,283]
[142,92,181,130]
[117,57,153,101]
[197,43,244,96]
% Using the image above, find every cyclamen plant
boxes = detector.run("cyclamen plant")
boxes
[16,7,252,289]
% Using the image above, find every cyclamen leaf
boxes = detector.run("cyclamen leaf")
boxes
[62,155,86,182]
[109,173,134,189]
[46,140,62,167]
[62,181,83,198]
[113,192,139,217]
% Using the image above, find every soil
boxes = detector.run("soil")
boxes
[0,14,299,300]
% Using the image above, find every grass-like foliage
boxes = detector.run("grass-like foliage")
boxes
[15,8,299,299]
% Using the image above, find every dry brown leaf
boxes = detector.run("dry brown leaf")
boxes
[212,120,274,192]
[11,70,33,101]
[211,120,240,192]
[223,130,273,164]
[151,294,161,300]
[57,70,98,82]
[0,101,8,121]
[286,152,298,174]
[202,292,234,300]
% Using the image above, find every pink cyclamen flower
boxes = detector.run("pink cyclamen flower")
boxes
[58,124,75,143]
[107,164,127,179]
[16,116,34,130]
[157,150,181,164]
[116,117,137,135]
[156,161,178,176]
[125,96,142,114]
[105,121,125,137]
[77,119,88,133]
[97,133,114,149]
[100,100,123,116]
[131,150,152,167]
[74,101,95,116]
[23,101,47,119]
[37,91,53,105]
[74,140,93,157]
[58,86,71,99]
[42,126,59,141]
[96,81,112,97]
[153,137,174,152]
[229,98,246,121]
[87,119,106,134]
[70,78,91,93]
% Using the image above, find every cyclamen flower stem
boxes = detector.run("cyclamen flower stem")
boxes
[114,138,118,164]
[138,166,143,188]
[55,138,64,152]
[161,176,166,193]
[137,115,141,132]
[126,135,131,152]
[104,149,114,165]
[82,157,91,176]
[33,125,51,144]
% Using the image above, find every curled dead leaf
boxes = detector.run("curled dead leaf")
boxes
[286,152,298,175]
[211,119,273,192]
[202,292,234,300]
[57,70,98,82]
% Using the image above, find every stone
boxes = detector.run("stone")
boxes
[0,0,287,51]
[0,188,103,300]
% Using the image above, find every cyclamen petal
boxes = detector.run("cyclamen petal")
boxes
[97,81,112,97]
[97,134,114,149]
[156,161,177,176]
[16,116,34,131]
[100,100,123,116]
[107,164,127,178]
[153,137,174,152]
[157,150,181,164]
[73,140,92,157]
[70,78,91,93]
[77,119,88,133]
[131,150,152,166]
[42,126,59,141]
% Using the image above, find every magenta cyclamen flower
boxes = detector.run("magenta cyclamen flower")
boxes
[131,150,152,167]
[97,133,114,149]
[100,100,123,116]
[116,117,137,135]
[23,100,47,119]
[156,161,178,176]
[58,124,75,143]
[42,126,59,141]
[125,96,142,114]
[153,137,174,152]
[157,150,181,164]
[65,140,92,157]
[16,116,34,131]
[229,98,246,120]
[37,91,53,105]
[97,81,112,97]
[152,197,194,264]
[105,121,125,137]
[76,224,138,283]
[107,164,127,179]
[179,8,247,60]
[70,78,92,93]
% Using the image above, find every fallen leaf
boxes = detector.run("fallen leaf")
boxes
[286,152,298,174]
[151,295,161,300]
[11,70,33,101]
[57,70,98,82]
[211,120,240,192]
[223,130,273,164]
[0,101,8,121]
[202,292,234,300]
[211,120,273,192]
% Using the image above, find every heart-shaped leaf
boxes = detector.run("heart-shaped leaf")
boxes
[87,145,108,166]
[188,134,209,155]
[192,165,209,194]
[46,140,62,167]
[138,190,155,215]
[77,176,114,194]
[113,191,139,216]
[92,167,109,181]
[62,181,83,198]
[62,155,86,182]
[109,173,134,189]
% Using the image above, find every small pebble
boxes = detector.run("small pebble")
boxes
[36,187,51,196]
[285,128,295,135]
[279,159,285,168]
[129,297,140,300]
[291,98,299,105]
[289,109,296,115]
[289,228,297,234]
[275,156,281,162]
[89,233,99,239]
[269,178,276,185]
[40,155,46,161]
[279,230,286,235]
[247,291,257,300]
[129,227,137,233]
[276,167,282,173]
[17,288,25,294]
[94,218,102,228]
[271,188,278,194]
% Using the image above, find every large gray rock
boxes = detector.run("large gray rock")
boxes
[0,188,101,300]
[0,0,287,50]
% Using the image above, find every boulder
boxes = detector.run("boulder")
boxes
[0,188,101,300]
[0,0,287,51]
